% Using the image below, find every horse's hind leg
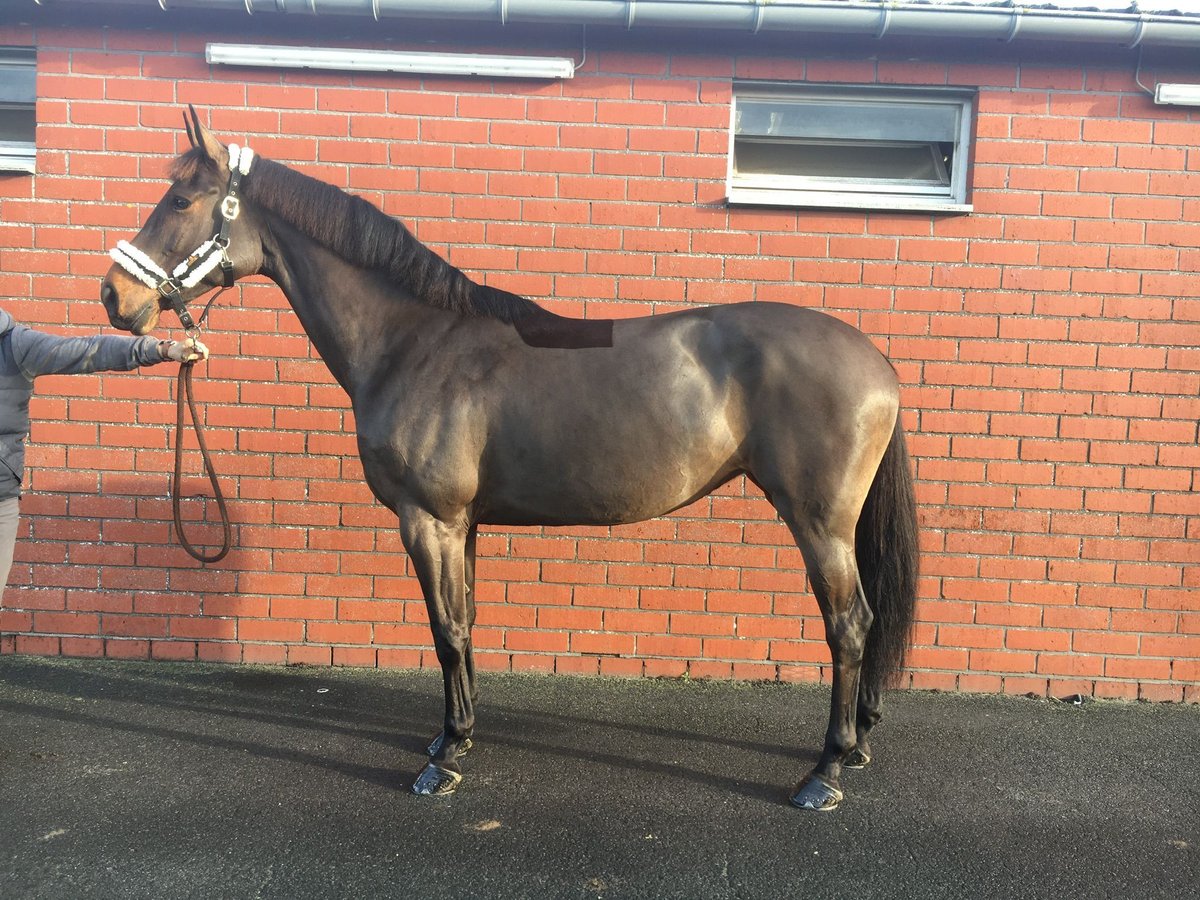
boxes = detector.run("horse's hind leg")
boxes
[784,523,873,811]
[827,574,879,771]
[399,505,476,796]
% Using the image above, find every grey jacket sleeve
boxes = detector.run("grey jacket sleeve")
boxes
[8,325,163,378]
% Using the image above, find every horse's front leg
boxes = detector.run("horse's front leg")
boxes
[426,524,478,759]
[399,506,475,796]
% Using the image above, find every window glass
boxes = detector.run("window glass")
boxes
[0,47,36,174]
[728,84,975,212]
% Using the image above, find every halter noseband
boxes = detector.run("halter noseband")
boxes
[109,143,254,333]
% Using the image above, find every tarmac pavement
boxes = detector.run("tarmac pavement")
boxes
[0,655,1196,899]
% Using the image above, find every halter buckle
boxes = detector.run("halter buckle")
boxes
[157,277,183,301]
[220,195,241,221]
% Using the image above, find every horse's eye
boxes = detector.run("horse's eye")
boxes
[171,195,192,211]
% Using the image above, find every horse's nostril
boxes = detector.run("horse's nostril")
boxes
[100,282,125,328]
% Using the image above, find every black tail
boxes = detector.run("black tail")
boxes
[855,414,920,696]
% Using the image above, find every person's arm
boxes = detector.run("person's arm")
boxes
[9,325,206,378]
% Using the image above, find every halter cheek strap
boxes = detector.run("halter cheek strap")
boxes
[108,142,254,332]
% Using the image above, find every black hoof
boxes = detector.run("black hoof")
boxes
[790,774,844,811]
[412,763,462,797]
[426,732,473,759]
[844,747,872,769]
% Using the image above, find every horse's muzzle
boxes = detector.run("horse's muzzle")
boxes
[100,279,157,334]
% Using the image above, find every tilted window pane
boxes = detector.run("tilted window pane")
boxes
[735,140,949,184]
[0,106,35,141]
[736,98,960,144]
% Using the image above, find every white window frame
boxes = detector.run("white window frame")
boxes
[0,48,36,175]
[727,83,975,213]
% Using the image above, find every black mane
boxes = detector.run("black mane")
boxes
[253,155,551,325]
[172,147,542,325]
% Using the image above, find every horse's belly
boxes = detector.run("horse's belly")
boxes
[479,472,732,527]
[478,420,742,527]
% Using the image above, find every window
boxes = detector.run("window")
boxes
[728,83,975,213]
[0,47,36,174]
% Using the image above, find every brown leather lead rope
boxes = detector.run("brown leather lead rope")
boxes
[169,289,231,563]
[172,359,231,563]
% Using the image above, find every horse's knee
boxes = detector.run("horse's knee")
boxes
[434,645,461,669]
[432,623,471,668]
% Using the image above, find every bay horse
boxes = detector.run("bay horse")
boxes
[100,110,919,811]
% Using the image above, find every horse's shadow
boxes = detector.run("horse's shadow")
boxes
[0,659,819,805]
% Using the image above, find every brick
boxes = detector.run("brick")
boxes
[276,111,348,138]
[1007,629,1071,653]
[570,632,635,656]
[1105,658,1172,681]
[528,97,597,123]
[1011,116,1080,141]
[638,635,703,659]
[939,625,1004,650]
[560,124,629,150]
[970,650,1037,674]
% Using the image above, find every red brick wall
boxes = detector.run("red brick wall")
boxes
[1,14,1197,701]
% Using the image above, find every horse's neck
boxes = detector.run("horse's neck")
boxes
[260,221,425,395]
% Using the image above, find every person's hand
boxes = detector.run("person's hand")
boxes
[160,338,210,363]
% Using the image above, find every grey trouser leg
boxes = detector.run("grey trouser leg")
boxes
[0,496,20,592]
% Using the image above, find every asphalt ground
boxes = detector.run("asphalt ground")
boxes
[0,655,1196,900]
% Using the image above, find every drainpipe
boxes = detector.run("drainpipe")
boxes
[30,0,1200,48]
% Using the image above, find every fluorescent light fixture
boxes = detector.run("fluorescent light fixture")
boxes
[206,43,575,80]
[1154,83,1200,106]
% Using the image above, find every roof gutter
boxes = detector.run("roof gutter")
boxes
[31,0,1200,49]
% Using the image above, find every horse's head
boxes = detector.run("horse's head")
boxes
[101,107,265,334]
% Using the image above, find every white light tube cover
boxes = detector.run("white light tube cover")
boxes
[1154,83,1200,106]
[206,43,575,79]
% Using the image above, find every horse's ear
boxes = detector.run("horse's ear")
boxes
[186,105,227,167]
[183,109,197,148]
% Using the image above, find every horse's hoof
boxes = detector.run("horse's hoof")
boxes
[412,763,462,797]
[426,732,473,759]
[790,774,844,811]
[843,747,872,769]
